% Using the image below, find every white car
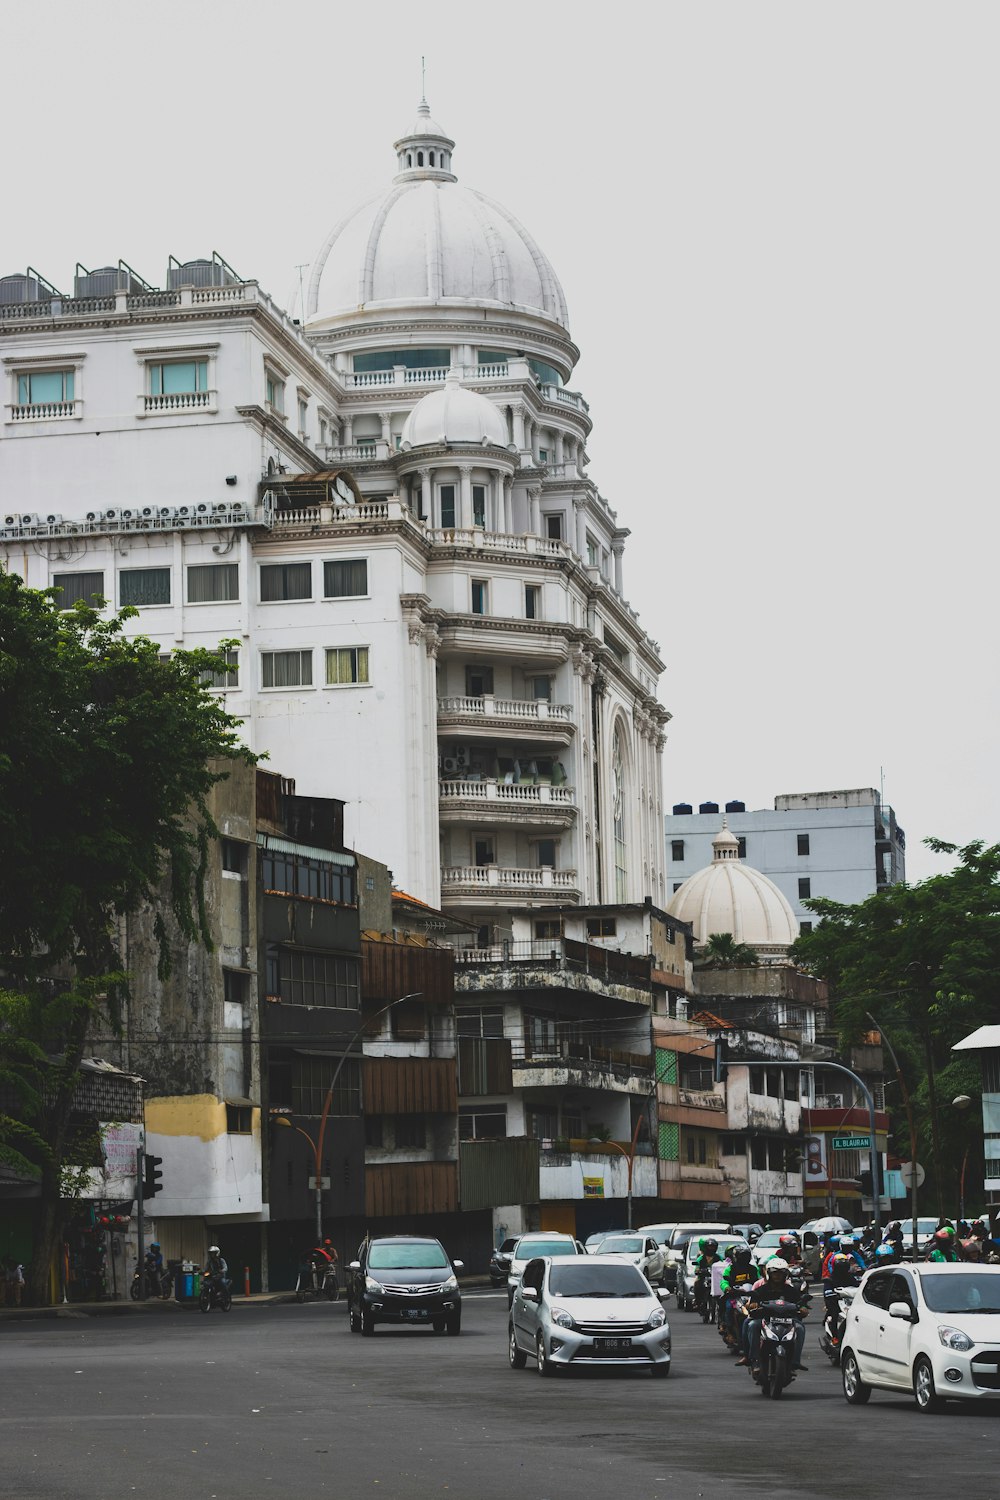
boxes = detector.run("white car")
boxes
[506,1232,582,1306]
[593,1232,665,1286]
[841,1262,1000,1412]
[677,1235,751,1311]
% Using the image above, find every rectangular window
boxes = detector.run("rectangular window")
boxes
[17,369,74,406]
[149,360,208,395]
[262,851,355,904]
[119,567,171,607]
[52,570,104,608]
[671,839,685,861]
[325,647,369,686]
[440,484,456,528]
[201,647,239,689]
[265,371,285,413]
[534,919,561,940]
[680,1057,714,1092]
[465,666,493,697]
[472,485,486,527]
[797,833,810,856]
[456,1008,505,1038]
[798,877,812,899]
[187,563,239,603]
[530,676,551,700]
[471,579,488,615]
[394,1115,426,1149]
[323,559,367,598]
[698,1137,708,1165]
[297,397,308,434]
[262,650,312,688]
[685,1135,695,1164]
[751,1138,768,1171]
[546,514,563,540]
[266,945,360,1009]
[260,562,312,602]
[524,584,540,620]
[538,447,549,464]
[586,917,617,938]
[365,1114,384,1147]
[474,838,495,867]
[458,1104,507,1140]
[221,840,247,876]
[291,1054,360,1117]
[586,536,599,567]
[799,920,813,935]
[737,836,747,859]
[535,839,556,868]
[226,1104,252,1133]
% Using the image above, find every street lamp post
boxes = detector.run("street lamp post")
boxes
[953,1094,972,1220]
[589,1108,649,1230]
[274,992,422,1242]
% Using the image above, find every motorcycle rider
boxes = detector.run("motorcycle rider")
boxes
[821,1234,865,1280]
[737,1257,808,1374]
[720,1245,756,1349]
[822,1251,861,1345]
[926,1228,959,1263]
[143,1242,166,1295]
[308,1238,338,1290]
[204,1245,230,1294]
[777,1233,803,1269]
[693,1237,722,1314]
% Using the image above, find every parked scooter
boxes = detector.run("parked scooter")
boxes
[130,1263,172,1301]
[295,1260,339,1303]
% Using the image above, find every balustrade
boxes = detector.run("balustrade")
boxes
[143,390,214,414]
[438,778,575,805]
[10,401,77,421]
[437,695,572,721]
[441,865,578,891]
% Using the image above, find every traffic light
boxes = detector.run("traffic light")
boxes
[143,1154,163,1199]
[859,1159,883,1198]
[713,1037,728,1084]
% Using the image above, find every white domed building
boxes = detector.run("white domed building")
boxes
[667,823,800,959]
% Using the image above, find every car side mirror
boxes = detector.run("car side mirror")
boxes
[452,1260,464,1272]
[521,1286,539,1302]
[349,1260,361,1272]
[889,1300,914,1321]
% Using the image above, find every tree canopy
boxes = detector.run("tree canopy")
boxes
[694,932,760,970]
[0,574,255,1299]
[791,839,1000,1213]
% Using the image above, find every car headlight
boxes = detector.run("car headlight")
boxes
[645,1307,666,1330]
[552,1306,575,1329]
[937,1325,974,1352]
[365,1276,385,1294]
[440,1274,458,1293]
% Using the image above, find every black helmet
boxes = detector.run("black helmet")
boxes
[732,1246,752,1267]
[703,1238,718,1254]
[150,1242,160,1250]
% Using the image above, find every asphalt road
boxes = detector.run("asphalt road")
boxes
[1,1292,996,1500]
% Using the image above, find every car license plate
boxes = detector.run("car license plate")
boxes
[594,1337,631,1354]
[402,1308,428,1319]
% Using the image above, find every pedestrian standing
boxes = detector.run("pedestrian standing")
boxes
[6,1260,24,1306]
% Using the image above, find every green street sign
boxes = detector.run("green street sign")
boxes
[832,1134,872,1151]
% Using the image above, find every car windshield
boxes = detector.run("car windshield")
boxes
[920,1272,1000,1314]
[549,1263,650,1298]
[515,1240,576,1260]
[368,1243,448,1270]
[900,1220,939,1237]
[601,1236,643,1254]
[754,1232,785,1250]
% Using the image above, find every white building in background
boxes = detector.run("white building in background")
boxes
[665,788,906,930]
[0,100,669,933]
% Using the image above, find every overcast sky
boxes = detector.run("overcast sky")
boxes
[5,1,996,883]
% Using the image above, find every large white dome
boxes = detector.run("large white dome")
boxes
[667,823,799,953]
[401,373,510,449]
[306,102,569,330]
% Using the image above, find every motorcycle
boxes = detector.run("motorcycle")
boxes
[295,1260,339,1303]
[751,1298,807,1399]
[130,1264,172,1301]
[819,1285,857,1366]
[199,1274,232,1313]
[693,1266,713,1321]
[724,1287,753,1352]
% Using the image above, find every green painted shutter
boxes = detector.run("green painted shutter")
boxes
[655,1047,677,1084]
[658,1121,679,1161]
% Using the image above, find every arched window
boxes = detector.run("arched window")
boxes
[417,151,424,166]
[612,724,628,901]
[407,152,413,167]
[429,151,435,166]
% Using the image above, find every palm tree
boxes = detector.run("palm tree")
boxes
[695,932,759,970]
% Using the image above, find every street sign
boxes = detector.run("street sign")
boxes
[308,1176,331,1190]
[832,1134,872,1151]
[899,1161,925,1189]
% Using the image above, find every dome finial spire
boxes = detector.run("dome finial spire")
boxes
[421,54,427,107]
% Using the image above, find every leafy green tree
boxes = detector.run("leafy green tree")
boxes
[0,575,254,1302]
[791,839,1000,1214]
[695,932,760,970]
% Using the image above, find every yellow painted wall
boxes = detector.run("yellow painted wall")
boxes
[145,1095,260,1142]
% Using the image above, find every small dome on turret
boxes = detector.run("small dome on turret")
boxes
[401,372,510,449]
[667,819,800,954]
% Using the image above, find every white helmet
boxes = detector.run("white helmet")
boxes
[209,1245,220,1255]
[766,1257,790,1273]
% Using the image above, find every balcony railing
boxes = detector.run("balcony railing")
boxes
[143,390,215,414]
[438,696,572,722]
[439,778,575,808]
[441,865,578,895]
[512,1039,652,1084]
[426,528,568,558]
[9,400,80,422]
[454,936,653,990]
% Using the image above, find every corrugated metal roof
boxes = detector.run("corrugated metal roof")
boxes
[953,1025,1000,1051]
[256,833,354,867]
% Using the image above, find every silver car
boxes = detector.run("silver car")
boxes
[508,1253,672,1377]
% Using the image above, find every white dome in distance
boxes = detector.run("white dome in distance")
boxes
[401,373,510,449]
[667,822,799,953]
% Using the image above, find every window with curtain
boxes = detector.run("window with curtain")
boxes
[325,647,369,686]
[52,571,104,607]
[119,568,170,607]
[323,559,367,598]
[17,369,74,405]
[261,650,312,688]
[200,648,239,689]
[260,562,312,601]
[148,360,207,395]
[187,563,239,603]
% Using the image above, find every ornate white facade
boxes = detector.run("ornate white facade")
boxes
[0,103,669,932]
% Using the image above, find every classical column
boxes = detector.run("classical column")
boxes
[344,416,354,447]
[418,469,431,522]
[574,496,588,560]
[554,431,565,467]
[612,541,625,595]
[379,410,392,444]
[528,485,542,536]
[502,475,514,534]
[512,405,527,453]
[459,466,474,530]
